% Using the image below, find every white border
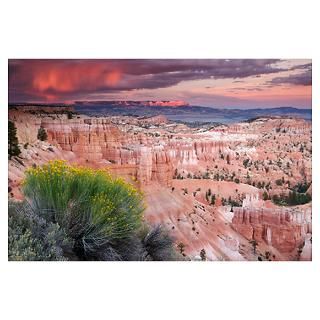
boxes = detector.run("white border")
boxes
[0,1,318,319]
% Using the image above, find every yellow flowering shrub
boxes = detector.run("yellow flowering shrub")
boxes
[23,160,145,242]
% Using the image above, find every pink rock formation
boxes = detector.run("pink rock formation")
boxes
[146,100,189,107]
[232,201,311,253]
[34,116,233,187]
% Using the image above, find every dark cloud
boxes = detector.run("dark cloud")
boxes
[228,87,264,92]
[9,59,287,102]
[290,62,312,70]
[269,69,312,86]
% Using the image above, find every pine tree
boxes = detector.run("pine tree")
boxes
[37,127,48,141]
[200,248,206,261]
[8,120,21,159]
[177,242,185,255]
[249,239,258,255]
[226,154,230,165]
[262,191,269,201]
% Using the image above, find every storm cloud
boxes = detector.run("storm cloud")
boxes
[9,59,288,102]
[269,69,312,86]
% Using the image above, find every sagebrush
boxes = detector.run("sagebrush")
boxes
[9,160,178,261]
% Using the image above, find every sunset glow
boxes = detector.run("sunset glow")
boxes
[9,59,311,108]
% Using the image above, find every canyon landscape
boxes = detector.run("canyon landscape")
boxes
[8,59,312,261]
[8,103,312,261]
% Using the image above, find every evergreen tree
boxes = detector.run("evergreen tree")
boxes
[200,248,206,261]
[67,111,73,119]
[8,120,21,159]
[37,127,48,141]
[249,239,258,255]
[211,194,216,205]
[177,242,185,255]
[262,191,269,201]
[226,154,230,165]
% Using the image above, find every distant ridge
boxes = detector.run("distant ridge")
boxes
[75,100,189,107]
[9,102,311,124]
[73,101,311,123]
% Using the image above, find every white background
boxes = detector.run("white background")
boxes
[0,1,318,319]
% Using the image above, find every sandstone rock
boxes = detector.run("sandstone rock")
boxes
[232,206,311,253]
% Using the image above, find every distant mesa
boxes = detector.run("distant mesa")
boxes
[75,100,190,108]
[144,100,189,107]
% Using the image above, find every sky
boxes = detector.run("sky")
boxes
[8,59,312,109]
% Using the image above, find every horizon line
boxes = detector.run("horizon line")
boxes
[8,102,312,110]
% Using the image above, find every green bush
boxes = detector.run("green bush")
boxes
[23,161,144,256]
[141,225,176,261]
[8,201,69,261]
[16,160,177,261]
